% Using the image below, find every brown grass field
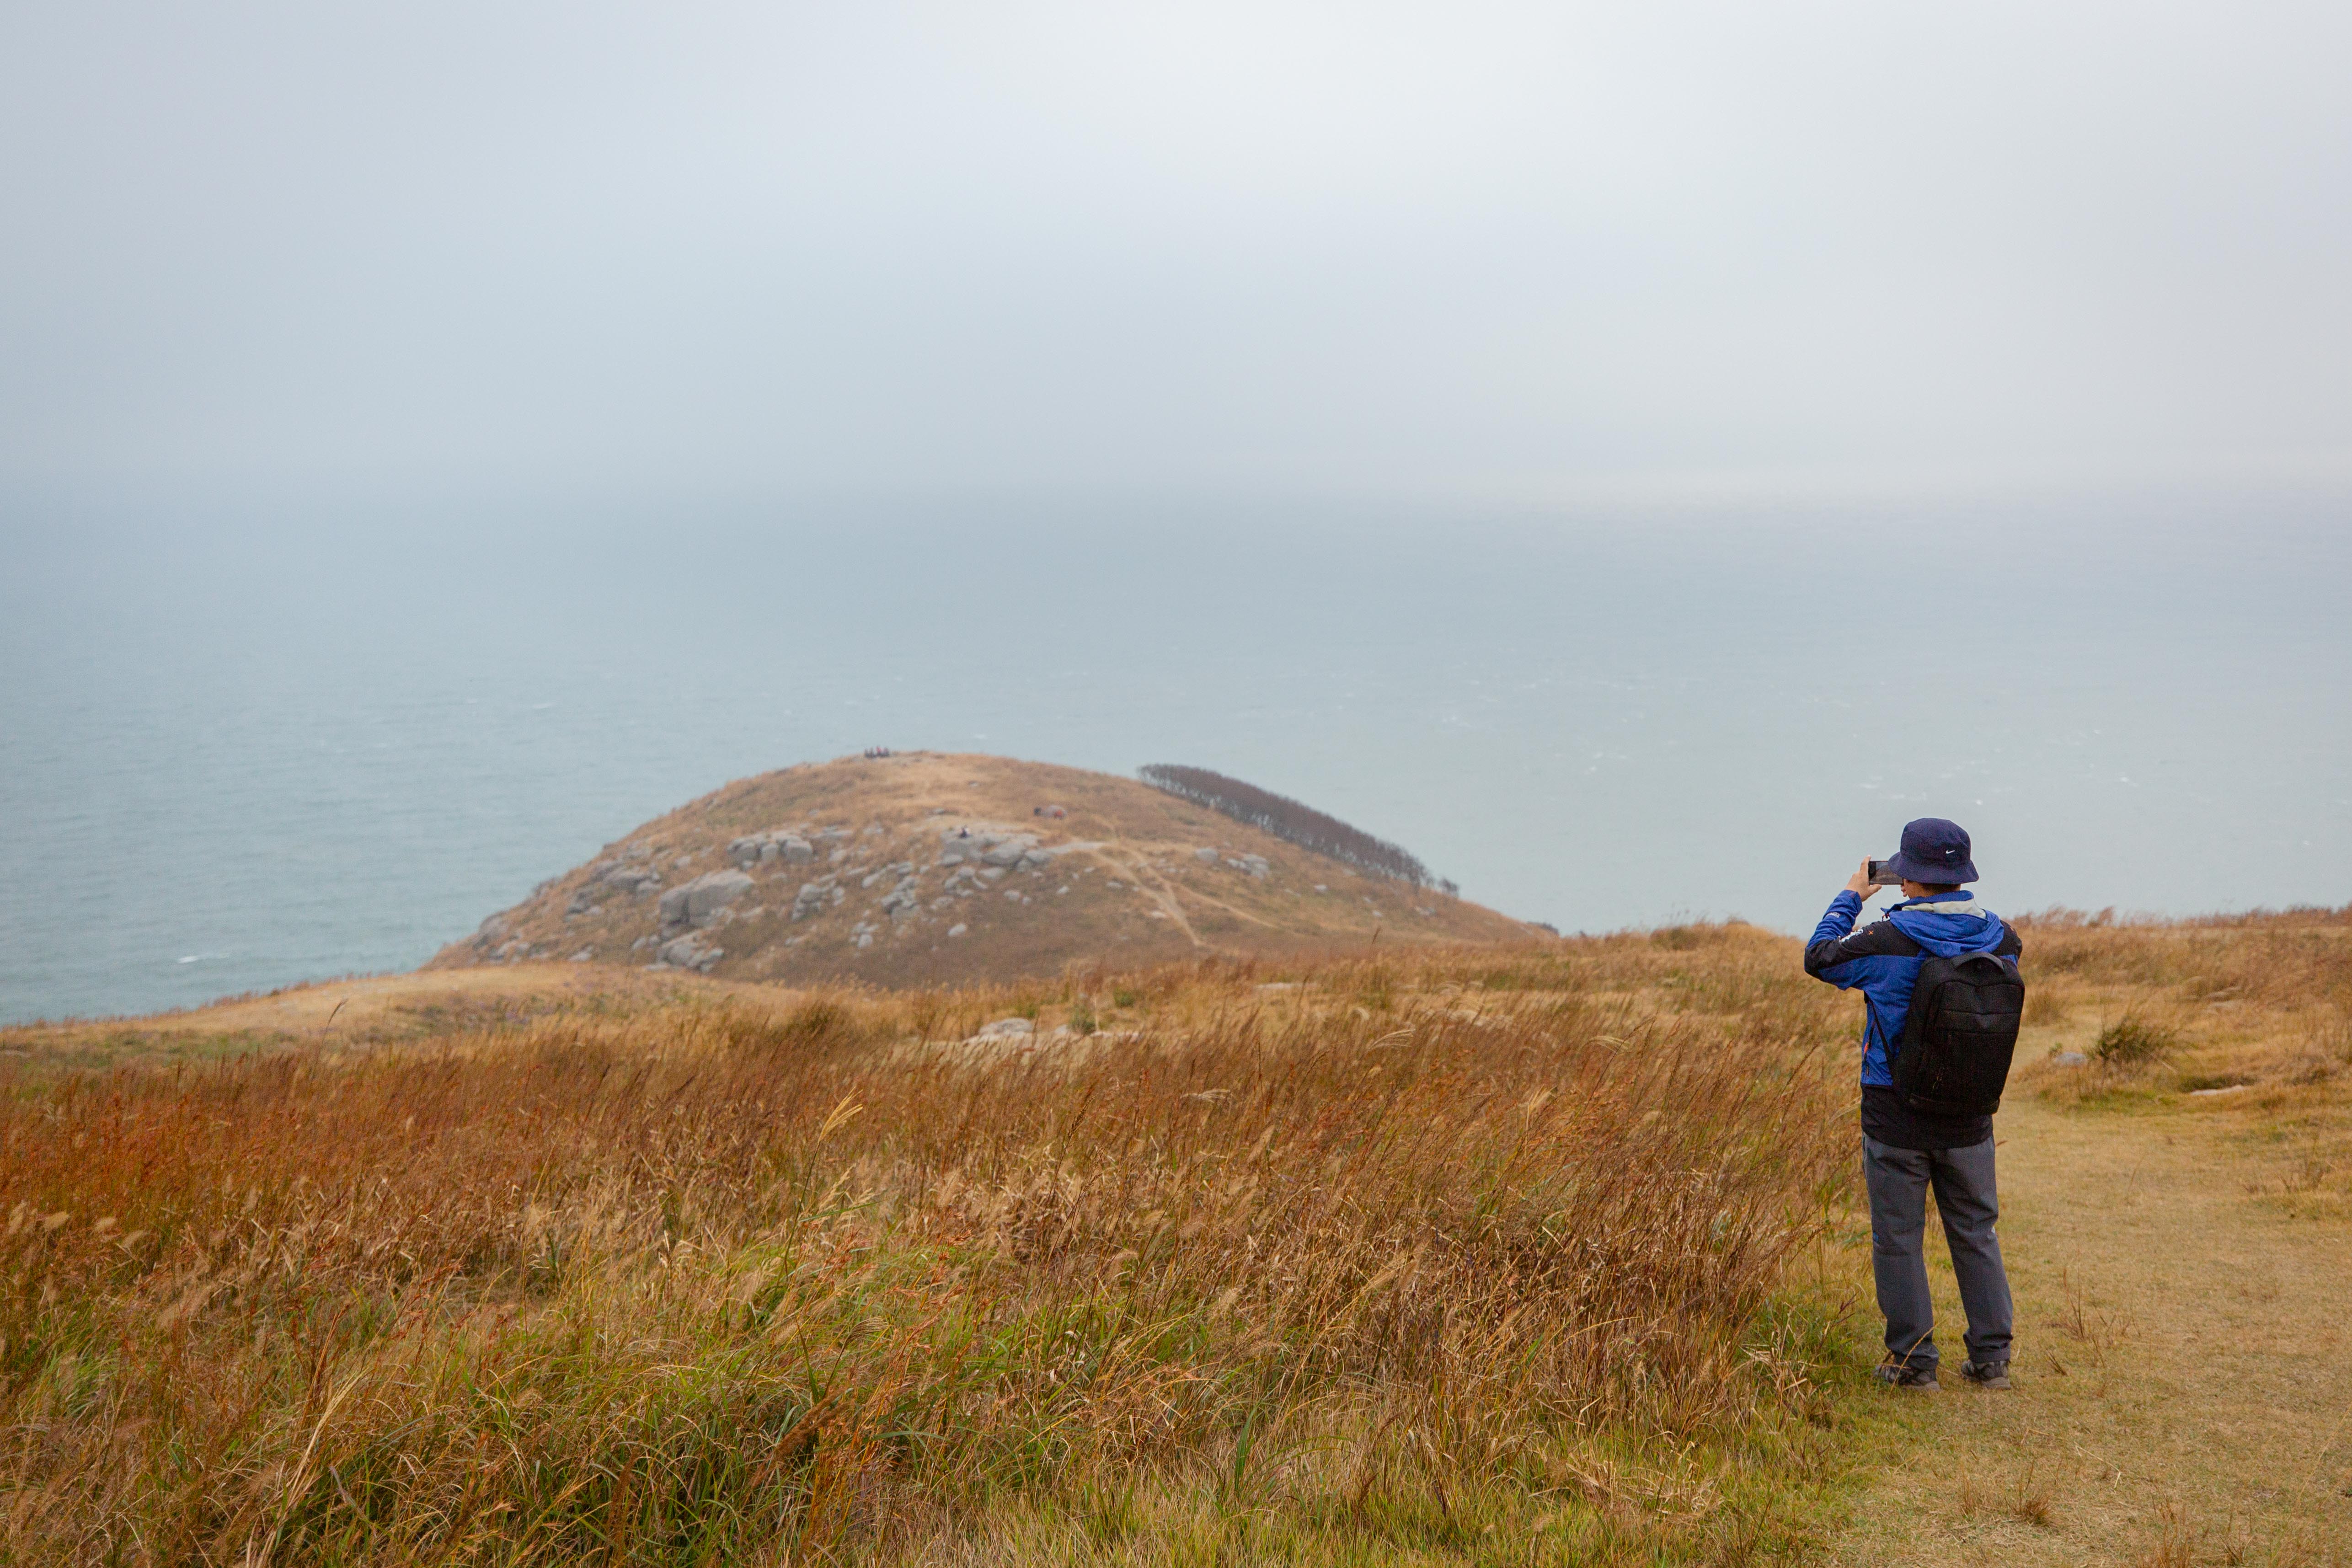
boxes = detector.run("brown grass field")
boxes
[2,910,2347,1565]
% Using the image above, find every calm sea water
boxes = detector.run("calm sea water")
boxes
[4,491,2347,1025]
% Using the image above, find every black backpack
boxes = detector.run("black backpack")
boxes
[1892,953,2026,1116]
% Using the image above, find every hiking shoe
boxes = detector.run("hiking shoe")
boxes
[1874,1362,1939,1391]
[1958,1359,2012,1390]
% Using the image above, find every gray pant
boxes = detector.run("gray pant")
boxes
[1862,1134,2014,1369]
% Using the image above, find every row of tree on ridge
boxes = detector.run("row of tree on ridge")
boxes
[1138,764,1457,896]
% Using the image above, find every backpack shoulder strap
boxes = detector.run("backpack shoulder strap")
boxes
[1804,915,1922,977]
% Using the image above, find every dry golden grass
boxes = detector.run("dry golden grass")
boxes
[0,932,1883,1565]
[11,908,2344,1564]
[2009,909,2352,1218]
[0,964,753,1075]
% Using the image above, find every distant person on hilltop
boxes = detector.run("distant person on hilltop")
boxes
[1804,818,2026,1393]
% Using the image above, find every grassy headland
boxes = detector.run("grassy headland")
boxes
[428,753,1537,993]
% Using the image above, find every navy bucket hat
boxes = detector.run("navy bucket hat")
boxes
[1886,817,1978,885]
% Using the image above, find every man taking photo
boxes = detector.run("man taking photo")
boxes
[1805,817,2021,1391]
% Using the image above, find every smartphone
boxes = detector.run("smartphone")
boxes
[1867,859,1904,887]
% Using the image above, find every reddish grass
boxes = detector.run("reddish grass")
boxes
[0,942,1861,1564]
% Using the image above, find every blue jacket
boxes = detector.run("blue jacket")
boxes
[1804,890,2020,1086]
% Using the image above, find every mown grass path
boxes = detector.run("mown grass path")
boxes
[1827,1094,2352,1566]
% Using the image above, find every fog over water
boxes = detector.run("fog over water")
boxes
[4,495,2346,1024]
[2,5,2348,1021]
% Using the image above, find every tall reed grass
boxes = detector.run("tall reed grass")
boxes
[2,943,1859,1563]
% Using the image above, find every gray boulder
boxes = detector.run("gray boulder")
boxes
[658,933,724,972]
[981,836,1040,868]
[659,869,756,929]
[791,875,844,921]
[731,830,816,867]
[881,875,923,919]
[600,863,662,895]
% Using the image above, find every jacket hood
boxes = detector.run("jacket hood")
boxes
[1885,896,2010,958]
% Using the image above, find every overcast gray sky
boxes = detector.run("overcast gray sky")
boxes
[4,1,2347,504]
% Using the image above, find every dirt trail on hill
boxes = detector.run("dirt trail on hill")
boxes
[1828,1095,2352,1566]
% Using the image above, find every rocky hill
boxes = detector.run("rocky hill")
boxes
[430,753,1537,988]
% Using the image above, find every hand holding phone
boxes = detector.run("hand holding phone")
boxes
[1846,857,1904,899]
